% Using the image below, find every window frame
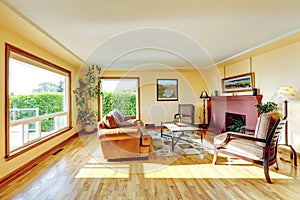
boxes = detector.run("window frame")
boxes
[5,43,72,160]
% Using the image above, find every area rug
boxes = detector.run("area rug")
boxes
[148,129,213,157]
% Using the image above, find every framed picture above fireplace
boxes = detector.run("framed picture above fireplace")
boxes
[222,72,254,93]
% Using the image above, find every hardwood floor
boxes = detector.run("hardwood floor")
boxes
[0,133,299,200]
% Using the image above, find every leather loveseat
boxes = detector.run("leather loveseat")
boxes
[98,109,152,161]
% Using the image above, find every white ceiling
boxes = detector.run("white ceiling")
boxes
[3,0,300,69]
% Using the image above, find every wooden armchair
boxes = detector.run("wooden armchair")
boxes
[213,112,285,183]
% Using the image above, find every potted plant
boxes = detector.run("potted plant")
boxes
[227,118,245,132]
[255,101,278,114]
[73,64,102,133]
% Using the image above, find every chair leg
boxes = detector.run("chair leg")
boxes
[274,161,279,170]
[264,162,272,183]
[212,148,218,165]
[289,145,298,167]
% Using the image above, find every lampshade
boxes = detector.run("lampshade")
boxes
[271,86,300,102]
[200,91,209,99]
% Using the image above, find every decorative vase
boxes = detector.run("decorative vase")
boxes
[84,123,95,133]
[253,88,258,96]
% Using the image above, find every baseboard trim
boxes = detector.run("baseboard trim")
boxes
[0,133,78,188]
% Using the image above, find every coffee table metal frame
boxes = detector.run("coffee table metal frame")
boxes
[160,121,203,151]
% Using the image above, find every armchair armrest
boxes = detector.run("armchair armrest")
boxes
[216,132,266,148]
[240,125,256,135]
[227,132,266,143]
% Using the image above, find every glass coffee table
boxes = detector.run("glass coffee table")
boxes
[160,121,205,151]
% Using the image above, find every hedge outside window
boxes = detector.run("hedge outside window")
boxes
[101,78,140,119]
[5,43,71,159]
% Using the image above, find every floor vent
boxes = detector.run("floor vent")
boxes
[52,148,64,155]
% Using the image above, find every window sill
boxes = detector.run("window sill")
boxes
[5,126,73,161]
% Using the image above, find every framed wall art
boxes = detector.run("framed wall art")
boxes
[222,72,254,93]
[157,79,178,101]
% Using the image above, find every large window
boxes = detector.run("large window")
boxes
[5,43,71,158]
[101,78,140,119]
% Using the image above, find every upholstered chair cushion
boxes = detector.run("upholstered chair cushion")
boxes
[214,132,264,160]
[254,112,281,146]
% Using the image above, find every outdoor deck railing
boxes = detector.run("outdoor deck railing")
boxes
[9,108,68,152]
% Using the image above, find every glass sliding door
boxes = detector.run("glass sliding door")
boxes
[101,78,140,119]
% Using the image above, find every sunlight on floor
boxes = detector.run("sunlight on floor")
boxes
[75,166,130,178]
[75,157,293,180]
[143,163,293,180]
[75,158,130,178]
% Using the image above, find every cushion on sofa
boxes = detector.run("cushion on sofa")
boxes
[119,119,138,127]
[99,115,119,129]
[99,120,107,129]
[99,127,140,141]
[109,109,124,122]
[100,127,139,135]
[105,115,119,128]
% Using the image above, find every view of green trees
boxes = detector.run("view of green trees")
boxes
[10,81,136,131]
[32,81,64,93]
[10,93,63,132]
[102,90,136,117]
[10,81,64,132]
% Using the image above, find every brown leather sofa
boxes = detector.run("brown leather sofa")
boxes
[98,109,152,161]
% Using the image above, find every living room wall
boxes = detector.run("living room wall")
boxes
[0,4,81,180]
[206,40,300,152]
[102,68,208,125]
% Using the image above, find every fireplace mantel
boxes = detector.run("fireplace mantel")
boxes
[208,95,262,134]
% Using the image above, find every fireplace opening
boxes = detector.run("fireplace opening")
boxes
[226,112,246,132]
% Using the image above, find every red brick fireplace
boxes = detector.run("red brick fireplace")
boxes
[208,95,263,134]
